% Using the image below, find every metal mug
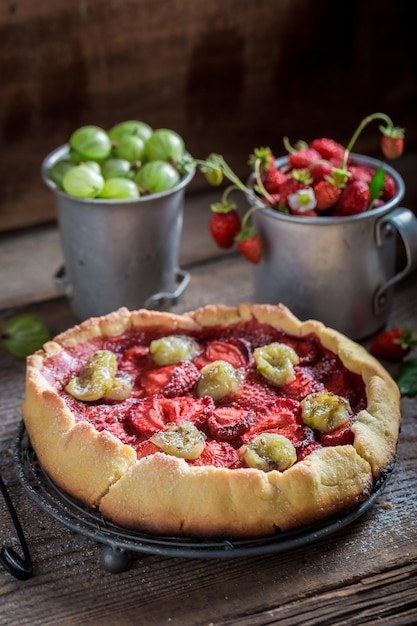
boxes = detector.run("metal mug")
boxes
[251,153,417,339]
[42,145,194,321]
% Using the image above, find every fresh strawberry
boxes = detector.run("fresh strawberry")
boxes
[310,161,333,184]
[262,164,287,194]
[310,138,345,161]
[264,192,281,206]
[329,155,344,168]
[314,180,342,211]
[236,231,262,264]
[381,173,397,201]
[288,147,321,169]
[248,146,275,171]
[380,127,404,159]
[290,207,318,217]
[370,327,417,362]
[371,198,385,209]
[348,165,373,184]
[279,178,306,204]
[209,209,240,249]
[338,180,371,215]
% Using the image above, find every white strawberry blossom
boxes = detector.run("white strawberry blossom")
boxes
[288,187,317,212]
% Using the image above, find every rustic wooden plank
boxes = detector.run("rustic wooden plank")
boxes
[0,269,417,626]
[1,0,417,232]
[217,564,417,625]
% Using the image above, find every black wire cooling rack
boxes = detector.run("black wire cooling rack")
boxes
[13,422,393,573]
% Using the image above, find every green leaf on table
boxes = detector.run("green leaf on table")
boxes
[397,357,417,396]
[368,164,385,207]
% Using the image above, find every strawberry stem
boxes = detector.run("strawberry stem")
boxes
[253,157,276,205]
[341,112,395,169]
[241,204,261,230]
[221,184,239,205]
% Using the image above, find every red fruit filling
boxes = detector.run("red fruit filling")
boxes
[41,320,367,470]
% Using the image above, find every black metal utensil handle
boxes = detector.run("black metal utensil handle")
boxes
[0,473,33,580]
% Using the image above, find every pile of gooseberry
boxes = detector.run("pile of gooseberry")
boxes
[46,121,188,199]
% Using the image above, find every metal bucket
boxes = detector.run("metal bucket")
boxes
[42,145,194,321]
[251,153,417,339]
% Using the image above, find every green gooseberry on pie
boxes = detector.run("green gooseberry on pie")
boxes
[301,390,351,433]
[254,342,299,386]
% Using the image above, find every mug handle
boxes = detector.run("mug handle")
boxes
[374,207,417,315]
[144,268,190,309]
[54,266,190,311]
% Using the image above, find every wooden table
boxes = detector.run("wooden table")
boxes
[1,201,417,625]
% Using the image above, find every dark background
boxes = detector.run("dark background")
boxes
[1,0,416,232]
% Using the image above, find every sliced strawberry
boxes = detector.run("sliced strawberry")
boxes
[162,395,214,426]
[280,368,323,401]
[135,438,160,460]
[129,396,213,436]
[140,360,200,397]
[286,336,320,365]
[294,427,321,461]
[237,380,282,411]
[320,368,349,396]
[241,397,300,443]
[318,420,354,447]
[129,398,167,435]
[192,440,243,468]
[94,415,138,446]
[205,406,254,442]
[194,340,249,370]
[119,345,150,372]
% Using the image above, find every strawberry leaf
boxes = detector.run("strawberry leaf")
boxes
[368,164,385,207]
[210,200,237,213]
[397,358,417,396]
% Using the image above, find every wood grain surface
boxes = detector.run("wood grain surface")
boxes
[0,263,416,625]
[1,0,417,232]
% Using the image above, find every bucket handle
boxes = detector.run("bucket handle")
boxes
[54,265,72,297]
[374,207,417,315]
[54,266,190,310]
[144,269,190,309]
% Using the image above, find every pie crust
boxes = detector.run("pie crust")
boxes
[22,304,401,538]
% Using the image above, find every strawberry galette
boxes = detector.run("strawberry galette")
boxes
[22,304,401,538]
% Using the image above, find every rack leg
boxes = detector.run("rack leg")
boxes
[99,545,130,573]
